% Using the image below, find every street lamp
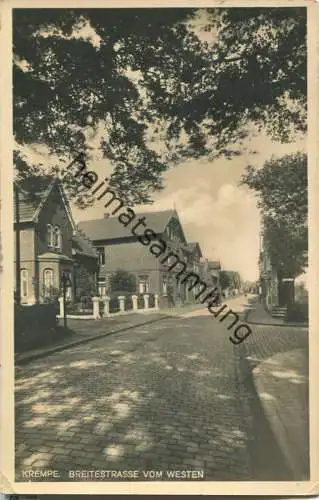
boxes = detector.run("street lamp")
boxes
[61,271,72,328]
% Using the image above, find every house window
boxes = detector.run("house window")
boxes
[43,268,54,297]
[20,269,28,300]
[47,224,61,250]
[139,275,149,294]
[97,276,107,296]
[98,284,107,296]
[63,270,72,301]
[97,247,105,265]
[47,224,53,247]
[162,276,167,295]
[53,226,62,250]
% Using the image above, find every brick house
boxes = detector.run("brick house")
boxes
[14,180,98,304]
[182,242,206,301]
[78,209,199,307]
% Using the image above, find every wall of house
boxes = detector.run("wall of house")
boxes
[36,185,73,258]
[96,239,161,295]
[38,260,61,301]
[14,226,35,262]
[14,227,36,304]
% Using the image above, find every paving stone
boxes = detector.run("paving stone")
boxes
[15,312,306,481]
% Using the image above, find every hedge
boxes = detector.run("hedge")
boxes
[66,296,93,315]
[15,303,58,353]
[286,302,308,323]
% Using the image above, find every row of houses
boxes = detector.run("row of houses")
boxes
[14,179,222,308]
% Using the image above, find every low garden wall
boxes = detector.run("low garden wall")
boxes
[57,292,159,320]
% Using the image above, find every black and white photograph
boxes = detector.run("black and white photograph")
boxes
[1,0,318,495]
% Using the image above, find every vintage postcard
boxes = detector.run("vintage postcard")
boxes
[1,0,318,495]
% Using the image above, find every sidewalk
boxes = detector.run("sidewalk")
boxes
[252,348,309,480]
[15,302,203,365]
[245,298,308,328]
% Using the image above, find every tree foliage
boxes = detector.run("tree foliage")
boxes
[220,270,241,290]
[13,8,307,205]
[241,152,307,277]
[109,269,137,293]
[219,271,231,290]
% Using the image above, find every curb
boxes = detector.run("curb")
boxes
[237,347,294,480]
[251,359,305,480]
[244,308,308,329]
[15,314,174,366]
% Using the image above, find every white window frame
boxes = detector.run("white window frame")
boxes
[53,226,62,250]
[162,276,167,295]
[47,224,62,251]
[97,247,105,265]
[63,270,72,301]
[139,276,149,294]
[98,285,107,296]
[20,269,28,300]
[43,268,54,297]
[47,224,53,247]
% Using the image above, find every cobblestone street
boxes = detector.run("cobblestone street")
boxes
[15,302,308,482]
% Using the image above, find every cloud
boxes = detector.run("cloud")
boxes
[138,181,261,281]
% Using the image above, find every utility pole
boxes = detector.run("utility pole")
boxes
[15,184,21,305]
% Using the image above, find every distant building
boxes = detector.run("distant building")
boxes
[207,260,221,292]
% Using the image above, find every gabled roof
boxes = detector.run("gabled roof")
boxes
[37,252,73,262]
[72,230,98,259]
[187,242,203,257]
[208,260,221,270]
[14,181,53,223]
[14,179,76,230]
[77,209,183,242]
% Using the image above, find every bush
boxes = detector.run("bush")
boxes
[137,294,144,309]
[109,269,136,293]
[109,296,120,313]
[125,295,133,311]
[79,295,93,312]
[15,303,58,353]
[286,302,308,323]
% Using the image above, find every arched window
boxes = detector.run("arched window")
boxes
[53,226,62,250]
[43,269,54,297]
[20,269,28,300]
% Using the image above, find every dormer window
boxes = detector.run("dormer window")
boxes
[47,224,62,251]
